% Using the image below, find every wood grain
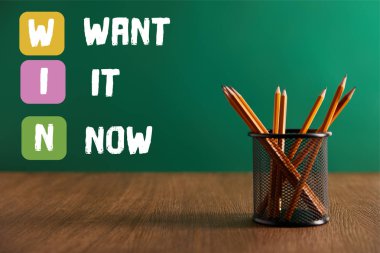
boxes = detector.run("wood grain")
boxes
[0,173,378,253]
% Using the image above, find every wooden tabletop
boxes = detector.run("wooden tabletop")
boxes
[0,173,378,253]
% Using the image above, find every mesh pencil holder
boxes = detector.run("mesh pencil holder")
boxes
[248,129,332,227]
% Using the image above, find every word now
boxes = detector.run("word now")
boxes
[84,17,170,46]
[85,126,153,155]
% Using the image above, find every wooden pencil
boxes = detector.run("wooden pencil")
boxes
[331,87,356,124]
[300,89,327,133]
[285,75,347,220]
[273,89,287,217]
[273,87,281,134]
[269,87,281,217]
[229,87,267,133]
[222,86,262,133]
[287,88,326,161]
[222,86,254,130]
[319,75,347,132]
[279,90,287,137]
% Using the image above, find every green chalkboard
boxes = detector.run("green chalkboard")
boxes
[1,1,379,172]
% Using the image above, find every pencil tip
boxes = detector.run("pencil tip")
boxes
[282,89,287,96]
[276,86,280,93]
[321,88,327,97]
[348,87,356,98]
[230,87,241,97]
[340,75,347,88]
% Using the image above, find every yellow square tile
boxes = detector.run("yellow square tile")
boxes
[19,12,64,56]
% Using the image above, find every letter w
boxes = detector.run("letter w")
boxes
[28,19,55,47]
[126,126,152,155]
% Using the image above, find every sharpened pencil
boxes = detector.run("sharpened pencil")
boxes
[288,88,326,160]
[273,89,287,217]
[229,86,268,133]
[269,86,281,217]
[331,87,356,124]
[319,75,347,132]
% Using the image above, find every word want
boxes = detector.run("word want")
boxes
[84,17,171,46]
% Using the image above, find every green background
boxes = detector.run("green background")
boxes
[22,116,67,160]
[0,1,379,172]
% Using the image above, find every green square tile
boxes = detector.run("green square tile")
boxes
[22,116,67,160]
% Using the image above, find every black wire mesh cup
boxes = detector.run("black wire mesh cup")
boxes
[248,129,332,226]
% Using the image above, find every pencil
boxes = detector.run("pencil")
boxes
[285,75,347,220]
[331,87,356,124]
[269,87,281,217]
[278,90,287,148]
[273,87,281,134]
[319,75,347,132]
[222,86,326,215]
[288,88,326,160]
[273,89,287,217]
[229,87,267,133]
[222,86,262,133]
[222,86,254,130]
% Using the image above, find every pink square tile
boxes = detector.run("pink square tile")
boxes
[20,60,65,104]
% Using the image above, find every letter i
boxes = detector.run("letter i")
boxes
[40,67,48,95]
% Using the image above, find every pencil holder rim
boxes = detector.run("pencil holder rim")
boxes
[248,129,332,138]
